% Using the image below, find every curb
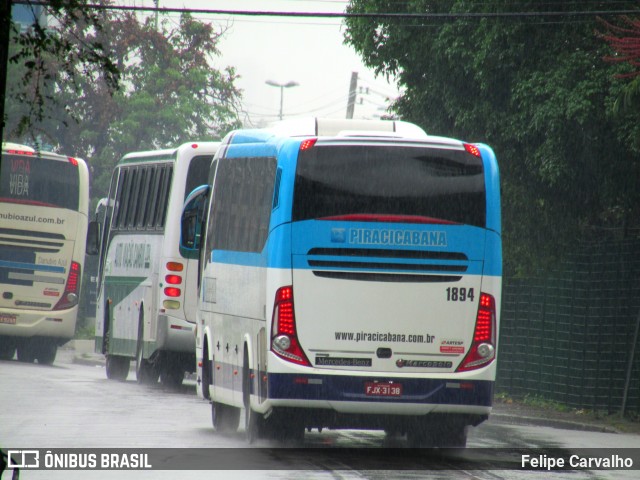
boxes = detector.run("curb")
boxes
[72,354,106,368]
[489,412,621,434]
[62,339,106,368]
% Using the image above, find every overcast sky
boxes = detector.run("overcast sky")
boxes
[127,0,401,127]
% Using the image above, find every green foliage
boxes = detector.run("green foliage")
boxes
[522,393,571,413]
[344,1,640,275]
[5,1,119,132]
[5,5,242,204]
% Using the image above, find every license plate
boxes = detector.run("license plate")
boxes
[0,314,17,325]
[365,381,402,397]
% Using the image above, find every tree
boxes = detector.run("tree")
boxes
[600,15,640,78]
[5,6,242,201]
[1,0,119,142]
[344,0,640,275]
[599,15,640,152]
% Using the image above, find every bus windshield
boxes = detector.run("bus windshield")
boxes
[293,144,486,227]
[0,153,80,210]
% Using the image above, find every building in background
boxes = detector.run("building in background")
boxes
[12,4,46,32]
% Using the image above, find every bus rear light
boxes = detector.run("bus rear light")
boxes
[68,157,79,166]
[163,300,180,310]
[167,262,184,272]
[299,138,317,151]
[271,286,310,366]
[165,274,182,285]
[464,143,481,157]
[456,292,497,372]
[53,261,81,310]
[164,287,181,297]
[7,149,34,155]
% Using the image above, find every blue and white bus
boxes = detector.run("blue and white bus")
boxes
[182,118,501,446]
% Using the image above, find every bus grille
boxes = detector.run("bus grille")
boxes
[0,228,65,287]
[306,248,468,283]
[0,228,65,252]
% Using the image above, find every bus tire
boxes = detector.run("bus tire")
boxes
[211,402,240,432]
[135,312,158,385]
[16,340,36,363]
[439,427,469,448]
[0,338,17,360]
[201,340,211,400]
[407,418,468,448]
[102,299,111,355]
[34,341,57,365]
[436,424,468,448]
[160,355,184,388]
[407,419,436,448]
[160,367,184,388]
[106,355,130,381]
[268,413,305,445]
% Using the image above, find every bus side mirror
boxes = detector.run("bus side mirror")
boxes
[181,210,199,250]
[86,221,101,255]
[180,185,209,256]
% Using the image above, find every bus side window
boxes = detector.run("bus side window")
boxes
[155,165,173,229]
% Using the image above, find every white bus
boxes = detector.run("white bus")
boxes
[182,118,502,446]
[92,142,219,386]
[0,143,90,364]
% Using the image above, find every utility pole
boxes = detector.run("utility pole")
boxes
[0,0,13,139]
[345,71,358,119]
[154,0,159,31]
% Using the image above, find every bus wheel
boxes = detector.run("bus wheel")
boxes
[16,340,36,363]
[435,424,468,448]
[268,413,305,445]
[407,418,468,448]
[135,314,158,385]
[106,355,130,381]
[201,341,211,400]
[34,341,57,365]
[406,419,437,448]
[0,338,17,360]
[160,359,184,388]
[211,402,240,432]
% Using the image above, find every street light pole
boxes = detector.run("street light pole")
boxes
[265,80,299,120]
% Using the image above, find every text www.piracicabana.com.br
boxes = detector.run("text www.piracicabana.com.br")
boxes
[335,331,435,343]
[0,212,65,225]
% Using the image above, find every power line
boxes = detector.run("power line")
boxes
[17,2,640,19]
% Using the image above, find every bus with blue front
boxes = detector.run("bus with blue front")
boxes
[182,118,501,446]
